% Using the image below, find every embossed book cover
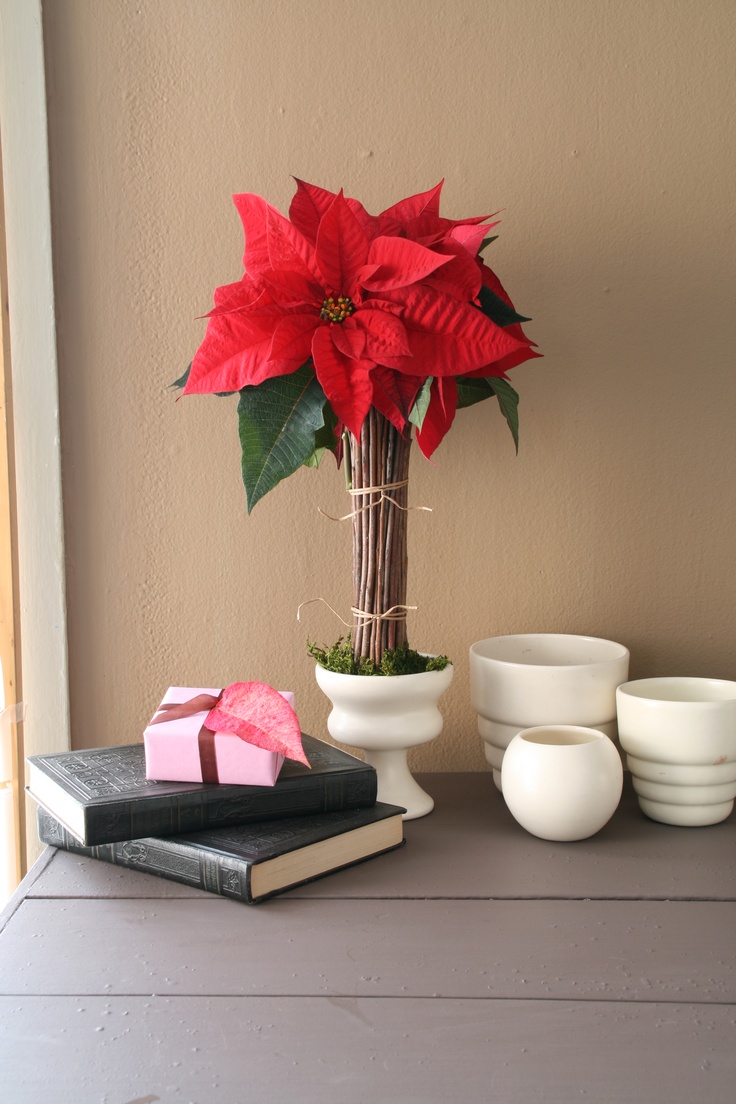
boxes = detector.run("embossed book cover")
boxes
[37,802,405,903]
[27,734,377,846]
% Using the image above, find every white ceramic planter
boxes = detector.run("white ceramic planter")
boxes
[469,634,630,790]
[616,677,736,826]
[315,662,454,819]
[501,725,624,841]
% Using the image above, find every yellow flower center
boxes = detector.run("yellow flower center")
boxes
[320,296,355,324]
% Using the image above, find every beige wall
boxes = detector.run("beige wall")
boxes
[43,0,735,771]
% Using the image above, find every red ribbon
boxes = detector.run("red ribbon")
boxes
[150,692,223,783]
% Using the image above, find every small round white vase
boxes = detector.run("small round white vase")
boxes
[501,725,624,841]
[314,663,454,819]
[616,677,736,826]
[469,634,630,791]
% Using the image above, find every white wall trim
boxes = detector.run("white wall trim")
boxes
[0,2,71,814]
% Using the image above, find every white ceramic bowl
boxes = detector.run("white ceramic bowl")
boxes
[501,725,623,841]
[469,634,630,789]
[616,677,736,826]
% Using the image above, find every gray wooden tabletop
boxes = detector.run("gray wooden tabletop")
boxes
[1,773,734,1103]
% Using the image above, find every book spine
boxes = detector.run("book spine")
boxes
[84,764,377,845]
[38,809,256,904]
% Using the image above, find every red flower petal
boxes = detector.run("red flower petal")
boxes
[416,377,458,458]
[315,192,370,295]
[421,240,482,301]
[361,236,451,292]
[356,307,413,359]
[233,193,274,275]
[359,296,404,318]
[379,286,530,377]
[400,212,494,246]
[268,312,319,363]
[311,326,373,437]
[331,317,366,361]
[371,368,421,429]
[265,204,323,284]
[250,265,321,310]
[234,193,323,287]
[450,222,496,256]
[288,179,337,242]
[379,181,444,226]
[209,276,264,314]
[206,682,308,765]
[290,179,378,243]
[185,305,302,393]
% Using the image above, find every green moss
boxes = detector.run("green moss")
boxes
[307,635,451,676]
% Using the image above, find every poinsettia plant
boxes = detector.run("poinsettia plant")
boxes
[180,179,539,669]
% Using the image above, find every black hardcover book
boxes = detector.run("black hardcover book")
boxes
[37,803,405,904]
[27,734,377,846]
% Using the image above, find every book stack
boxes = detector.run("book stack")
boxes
[28,733,405,904]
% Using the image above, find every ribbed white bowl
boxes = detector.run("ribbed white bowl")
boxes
[617,677,736,826]
[470,634,629,790]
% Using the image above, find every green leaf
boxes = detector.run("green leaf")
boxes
[489,377,520,452]
[455,376,496,409]
[303,448,326,469]
[408,377,433,430]
[476,284,531,328]
[304,401,339,469]
[312,400,339,453]
[237,364,328,512]
[455,376,520,453]
[478,235,498,253]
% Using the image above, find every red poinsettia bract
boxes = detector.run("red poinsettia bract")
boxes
[184,180,538,456]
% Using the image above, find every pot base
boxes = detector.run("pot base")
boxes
[636,794,735,827]
[362,748,434,819]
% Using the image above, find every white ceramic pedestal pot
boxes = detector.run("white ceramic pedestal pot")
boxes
[469,634,630,791]
[616,677,736,826]
[501,725,624,841]
[315,663,454,820]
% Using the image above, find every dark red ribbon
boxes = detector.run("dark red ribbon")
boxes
[150,692,223,783]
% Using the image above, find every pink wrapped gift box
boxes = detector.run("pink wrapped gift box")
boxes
[144,686,295,786]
